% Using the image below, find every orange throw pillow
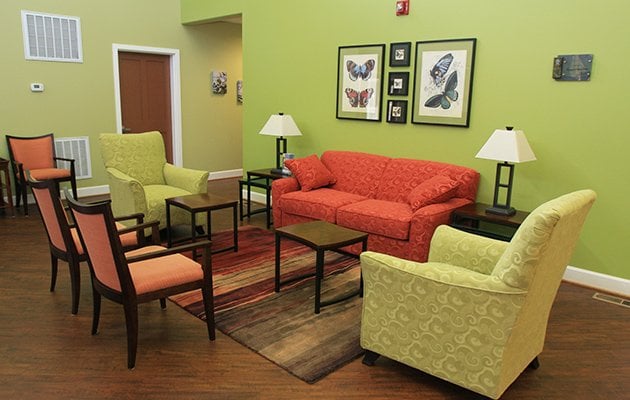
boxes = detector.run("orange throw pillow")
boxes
[285,154,336,191]
[408,175,459,211]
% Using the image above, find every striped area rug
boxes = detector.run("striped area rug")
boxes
[170,225,364,383]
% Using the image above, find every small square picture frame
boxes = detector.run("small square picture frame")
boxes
[390,42,412,67]
[386,100,408,123]
[388,72,409,96]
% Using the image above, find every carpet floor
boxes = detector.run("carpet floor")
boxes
[170,225,365,383]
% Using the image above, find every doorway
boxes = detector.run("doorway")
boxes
[112,44,183,166]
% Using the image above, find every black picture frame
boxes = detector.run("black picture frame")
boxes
[336,44,385,121]
[389,42,412,67]
[386,100,408,124]
[388,72,409,96]
[411,38,477,127]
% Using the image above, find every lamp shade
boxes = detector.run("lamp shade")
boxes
[259,113,303,137]
[475,127,536,163]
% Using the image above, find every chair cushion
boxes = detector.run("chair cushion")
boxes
[279,188,367,223]
[127,247,204,294]
[285,154,336,191]
[407,175,460,211]
[337,199,413,240]
[29,168,72,180]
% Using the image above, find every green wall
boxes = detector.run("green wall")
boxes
[182,0,630,281]
[1,0,243,186]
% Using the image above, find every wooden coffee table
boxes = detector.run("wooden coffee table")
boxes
[274,220,368,314]
[166,193,238,256]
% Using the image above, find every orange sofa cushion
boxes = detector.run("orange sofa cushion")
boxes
[278,188,367,223]
[337,199,413,240]
[285,154,336,191]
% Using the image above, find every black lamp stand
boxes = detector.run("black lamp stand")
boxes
[486,161,516,216]
[271,136,287,174]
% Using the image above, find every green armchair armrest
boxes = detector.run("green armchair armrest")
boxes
[105,167,148,219]
[163,163,209,194]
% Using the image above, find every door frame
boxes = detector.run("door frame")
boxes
[112,43,183,166]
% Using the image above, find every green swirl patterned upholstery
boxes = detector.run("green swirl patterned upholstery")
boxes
[360,190,596,399]
[99,132,209,230]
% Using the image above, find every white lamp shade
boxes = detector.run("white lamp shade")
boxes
[475,128,536,163]
[259,113,303,137]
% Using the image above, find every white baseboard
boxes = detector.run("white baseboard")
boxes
[563,266,629,297]
[209,168,243,180]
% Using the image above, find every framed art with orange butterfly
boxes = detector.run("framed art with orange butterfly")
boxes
[411,38,476,127]
[336,44,385,121]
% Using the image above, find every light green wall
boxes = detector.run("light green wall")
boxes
[182,0,630,280]
[1,0,242,186]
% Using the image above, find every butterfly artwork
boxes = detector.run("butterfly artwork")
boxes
[424,71,458,109]
[346,59,376,81]
[429,53,453,87]
[345,88,374,108]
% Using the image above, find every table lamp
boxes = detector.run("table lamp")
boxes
[475,126,536,216]
[259,113,302,174]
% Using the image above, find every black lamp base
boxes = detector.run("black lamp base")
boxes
[485,205,516,216]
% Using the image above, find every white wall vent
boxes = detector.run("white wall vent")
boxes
[21,10,83,63]
[54,137,91,180]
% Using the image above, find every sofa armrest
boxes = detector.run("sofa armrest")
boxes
[428,225,509,275]
[105,167,147,218]
[407,198,472,262]
[163,163,209,194]
[271,177,300,227]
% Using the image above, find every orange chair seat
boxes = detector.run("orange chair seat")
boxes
[29,168,72,180]
[125,246,204,294]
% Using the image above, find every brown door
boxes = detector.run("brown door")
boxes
[118,52,173,163]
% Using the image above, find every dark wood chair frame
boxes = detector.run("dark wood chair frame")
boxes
[6,133,78,216]
[65,191,216,369]
[29,178,159,315]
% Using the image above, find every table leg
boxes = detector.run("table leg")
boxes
[360,238,367,297]
[232,203,238,252]
[315,249,324,314]
[238,180,244,221]
[246,174,252,220]
[274,233,281,292]
[191,211,198,259]
[265,177,271,229]
[166,202,172,248]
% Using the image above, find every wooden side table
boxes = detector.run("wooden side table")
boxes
[275,221,368,314]
[240,168,287,228]
[166,193,238,256]
[450,202,529,241]
[0,158,15,217]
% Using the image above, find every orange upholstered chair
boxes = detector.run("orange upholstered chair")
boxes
[65,190,216,369]
[6,133,78,215]
[30,178,157,314]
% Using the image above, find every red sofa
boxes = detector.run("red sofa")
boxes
[272,150,479,262]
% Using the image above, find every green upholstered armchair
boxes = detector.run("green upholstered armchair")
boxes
[99,132,209,231]
[360,190,596,399]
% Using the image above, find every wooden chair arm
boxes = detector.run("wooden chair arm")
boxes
[126,240,212,263]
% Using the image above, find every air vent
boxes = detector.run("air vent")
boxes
[593,292,630,309]
[54,137,91,179]
[21,10,83,63]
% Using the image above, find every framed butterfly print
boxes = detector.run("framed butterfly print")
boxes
[390,42,411,67]
[411,38,477,127]
[336,44,385,121]
[388,72,409,96]
[386,100,408,124]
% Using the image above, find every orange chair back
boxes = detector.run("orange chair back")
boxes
[7,134,56,170]
[30,181,69,252]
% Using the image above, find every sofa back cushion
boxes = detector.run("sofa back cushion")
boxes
[320,150,391,197]
[375,158,479,203]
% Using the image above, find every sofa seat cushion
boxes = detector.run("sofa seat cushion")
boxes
[279,188,367,223]
[337,199,413,240]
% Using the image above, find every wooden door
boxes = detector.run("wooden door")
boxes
[118,52,173,163]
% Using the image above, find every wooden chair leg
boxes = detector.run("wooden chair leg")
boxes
[528,356,540,370]
[201,284,216,341]
[159,298,167,309]
[21,182,28,216]
[50,253,58,292]
[68,260,81,315]
[123,302,139,369]
[362,350,381,366]
[92,289,101,335]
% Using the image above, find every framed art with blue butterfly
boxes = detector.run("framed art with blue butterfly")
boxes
[336,44,385,121]
[411,38,476,127]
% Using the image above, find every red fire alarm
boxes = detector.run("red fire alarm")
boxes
[396,0,409,16]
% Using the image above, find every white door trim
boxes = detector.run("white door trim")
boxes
[112,43,183,166]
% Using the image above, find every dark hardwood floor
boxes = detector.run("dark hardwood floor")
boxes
[0,178,628,399]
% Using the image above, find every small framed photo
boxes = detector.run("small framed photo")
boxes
[390,42,412,67]
[388,72,409,96]
[386,100,408,124]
